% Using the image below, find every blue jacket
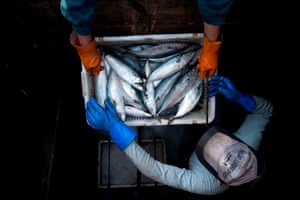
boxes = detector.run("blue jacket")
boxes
[60,0,233,35]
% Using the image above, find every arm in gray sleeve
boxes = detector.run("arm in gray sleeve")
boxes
[197,0,234,25]
[233,95,273,150]
[60,0,96,35]
[124,141,229,195]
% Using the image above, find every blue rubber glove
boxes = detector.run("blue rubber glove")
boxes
[86,97,111,132]
[86,97,137,150]
[208,75,255,112]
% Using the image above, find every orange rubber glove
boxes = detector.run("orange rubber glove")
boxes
[197,35,222,79]
[70,31,104,76]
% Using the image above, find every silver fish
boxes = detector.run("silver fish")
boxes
[104,54,145,91]
[169,77,203,122]
[155,70,181,110]
[118,77,143,107]
[94,69,107,108]
[147,50,195,82]
[125,44,154,52]
[107,70,126,121]
[112,49,145,76]
[146,44,200,63]
[125,105,152,118]
[157,67,198,115]
[127,42,189,58]
[142,59,157,116]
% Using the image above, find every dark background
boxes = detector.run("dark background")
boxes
[3,1,289,200]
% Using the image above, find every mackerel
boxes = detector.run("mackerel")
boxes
[104,54,145,91]
[169,77,203,122]
[155,70,181,110]
[107,70,126,121]
[142,59,157,116]
[146,44,201,63]
[157,67,198,115]
[127,42,189,58]
[118,76,143,107]
[125,105,152,118]
[94,68,107,108]
[147,50,195,83]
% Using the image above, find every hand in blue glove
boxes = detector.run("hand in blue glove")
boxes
[86,97,113,132]
[86,97,137,150]
[208,75,255,112]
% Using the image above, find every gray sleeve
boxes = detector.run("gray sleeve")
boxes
[233,95,273,150]
[124,141,229,195]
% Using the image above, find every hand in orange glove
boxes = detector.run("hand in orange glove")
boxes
[197,35,222,79]
[70,31,104,76]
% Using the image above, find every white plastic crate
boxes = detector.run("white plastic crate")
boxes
[81,33,215,126]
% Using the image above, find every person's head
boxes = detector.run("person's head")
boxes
[196,126,264,186]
